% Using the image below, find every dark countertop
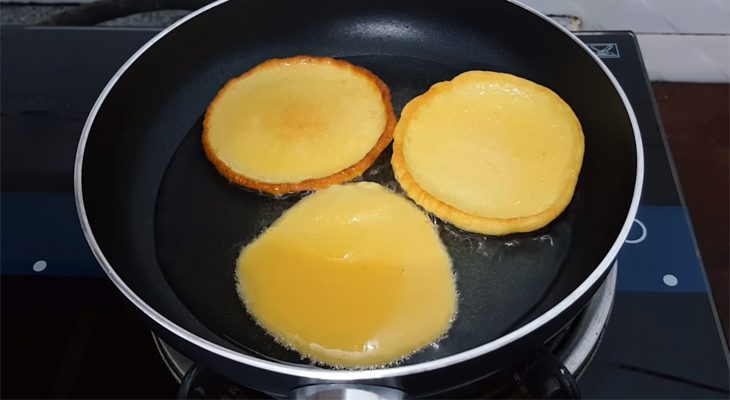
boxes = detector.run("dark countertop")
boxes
[653,83,730,341]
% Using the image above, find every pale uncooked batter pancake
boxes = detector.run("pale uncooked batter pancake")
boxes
[203,56,395,195]
[392,71,584,235]
[236,182,457,368]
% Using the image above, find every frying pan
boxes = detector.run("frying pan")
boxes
[75,0,643,397]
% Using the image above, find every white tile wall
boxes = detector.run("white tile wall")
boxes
[520,0,730,34]
[636,34,730,82]
[521,0,730,82]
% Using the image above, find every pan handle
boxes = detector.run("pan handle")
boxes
[514,347,581,399]
[290,384,406,400]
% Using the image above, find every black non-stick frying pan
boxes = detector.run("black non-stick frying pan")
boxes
[75,0,643,397]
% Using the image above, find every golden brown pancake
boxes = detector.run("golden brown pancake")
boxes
[236,182,457,368]
[392,71,584,235]
[203,56,396,195]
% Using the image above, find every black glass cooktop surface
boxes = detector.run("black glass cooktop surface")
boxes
[1,27,728,398]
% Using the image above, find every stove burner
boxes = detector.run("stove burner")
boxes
[152,265,617,398]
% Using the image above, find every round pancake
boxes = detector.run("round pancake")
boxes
[391,71,584,235]
[203,56,396,195]
[236,182,457,368]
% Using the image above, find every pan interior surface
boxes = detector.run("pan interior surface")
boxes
[80,0,637,372]
[156,55,575,367]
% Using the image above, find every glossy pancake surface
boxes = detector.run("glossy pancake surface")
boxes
[236,182,457,368]
[392,71,584,235]
[204,56,395,195]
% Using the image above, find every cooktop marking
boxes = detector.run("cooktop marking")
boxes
[625,218,647,244]
[662,274,678,287]
[32,260,47,272]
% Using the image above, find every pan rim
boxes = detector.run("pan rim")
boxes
[74,0,644,381]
